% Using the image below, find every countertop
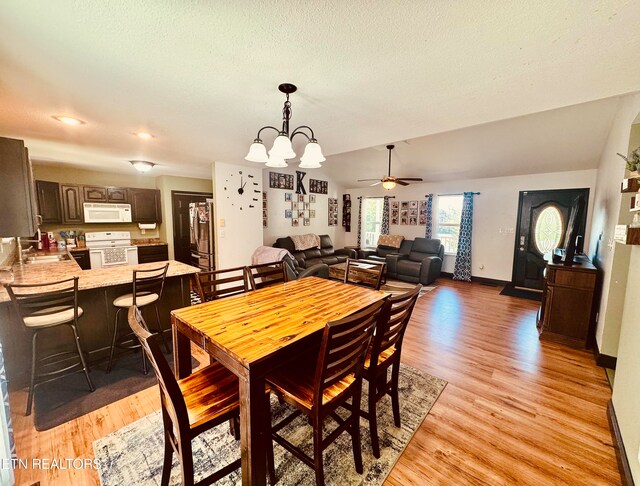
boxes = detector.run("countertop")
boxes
[0,251,199,303]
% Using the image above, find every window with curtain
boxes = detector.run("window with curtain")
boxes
[361,198,385,248]
[437,195,463,254]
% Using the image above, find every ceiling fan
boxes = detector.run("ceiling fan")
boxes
[357,144,423,189]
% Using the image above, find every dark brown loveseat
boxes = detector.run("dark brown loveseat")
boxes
[273,235,357,269]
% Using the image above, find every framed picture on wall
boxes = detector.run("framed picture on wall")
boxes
[409,200,418,209]
[298,194,305,202]
[310,194,316,203]
[303,218,310,226]
[285,209,293,218]
[292,202,299,210]
[303,202,310,210]
[292,218,300,227]
[400,215,408,225]
[419,212,426,225]
[285,193,292,202]
[310,209,316,218]
[298,210,305,218]
[391,200,399,210]
[401,201,409,209]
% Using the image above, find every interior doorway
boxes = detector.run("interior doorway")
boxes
[512,188,589,290]
[171,191,212,265]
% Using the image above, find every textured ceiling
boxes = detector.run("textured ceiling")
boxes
[0,1,639,183]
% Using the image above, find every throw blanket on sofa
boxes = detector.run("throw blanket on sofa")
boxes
[290,233,320,251]
[251,246,293,265]
[377,234,404,248]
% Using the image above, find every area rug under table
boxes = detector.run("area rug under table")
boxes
[94,364,446,485]
[379,279,436,298]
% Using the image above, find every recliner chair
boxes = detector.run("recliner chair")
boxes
[386,238,444,285]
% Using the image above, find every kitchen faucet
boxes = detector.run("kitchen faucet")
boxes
[15,236,40,265]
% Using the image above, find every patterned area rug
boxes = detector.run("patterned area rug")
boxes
[380,279,436,298]
[94,364,446,485]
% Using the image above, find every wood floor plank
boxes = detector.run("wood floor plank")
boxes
[9,279,620,485]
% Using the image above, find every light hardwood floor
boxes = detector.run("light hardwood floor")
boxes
[10,279,620,485]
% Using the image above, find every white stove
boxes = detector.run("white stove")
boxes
[85,231,138,269]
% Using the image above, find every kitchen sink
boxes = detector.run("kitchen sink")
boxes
[25,254,71,264]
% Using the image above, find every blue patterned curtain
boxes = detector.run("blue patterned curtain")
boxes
[0,339,15,486]
[381,196,390,235]
[424,194,433,238]
[356,196,363,247]
[453,192,474,282]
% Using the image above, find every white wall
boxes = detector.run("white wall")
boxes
[613,246,640,483]
[261,166,346,248]
[343,169,597,282]
[588,94,640,356]
[212,161,263,269]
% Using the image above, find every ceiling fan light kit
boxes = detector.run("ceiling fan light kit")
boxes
[357,144,423,189]
[245,83,325,168]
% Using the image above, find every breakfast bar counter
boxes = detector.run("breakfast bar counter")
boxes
[0,255,200,387]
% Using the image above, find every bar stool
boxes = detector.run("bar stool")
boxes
[106,263,169,374]
[6,277,95,416]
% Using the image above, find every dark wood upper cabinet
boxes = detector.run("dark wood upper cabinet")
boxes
[130,188,162,223]
[106,187,128,203]
[0,137,37,236]
[60,184,84,224]
[83,185,107,202]
[35,180,62,224]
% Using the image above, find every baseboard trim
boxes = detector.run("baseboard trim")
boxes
[440,272,509,287]
[608,400,635,486]
[593,341,618,370]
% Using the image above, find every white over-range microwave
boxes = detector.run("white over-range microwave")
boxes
[83,203,132,223]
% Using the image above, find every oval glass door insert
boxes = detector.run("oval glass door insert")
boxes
[534,205,563,254]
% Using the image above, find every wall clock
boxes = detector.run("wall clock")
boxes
[223,170,258,210]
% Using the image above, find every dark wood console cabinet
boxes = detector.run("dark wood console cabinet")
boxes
[537,255,597,348]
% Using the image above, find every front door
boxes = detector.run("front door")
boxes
[512,188,589,290]
[171,191,212,265]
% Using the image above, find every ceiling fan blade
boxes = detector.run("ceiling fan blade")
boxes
[396,177,424,182]
[369,181,382,186]
[357,178,382,182]
[395,180,410,186]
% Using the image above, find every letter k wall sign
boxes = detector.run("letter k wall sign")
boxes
[296,171,307,195]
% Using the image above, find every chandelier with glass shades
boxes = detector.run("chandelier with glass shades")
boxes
[245,83,325,169]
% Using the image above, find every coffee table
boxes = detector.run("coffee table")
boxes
[328,260,386,286]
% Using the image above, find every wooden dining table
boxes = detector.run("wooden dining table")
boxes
[170,276,387,485]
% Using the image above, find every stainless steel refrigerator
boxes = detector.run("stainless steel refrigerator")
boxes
[190,200,215,271]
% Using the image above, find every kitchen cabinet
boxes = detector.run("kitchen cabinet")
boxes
[137,244,169,263]
[130,188,162,223]
[106,186,128,203]
[70,248,90,270]
[537,255,597,348]
[60,184,84,224]
[0,137,37,237]
[35,180,62,223]
[83,185,128,203]
[82,185,107,202]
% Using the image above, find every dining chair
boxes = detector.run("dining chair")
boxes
[245,261,288,290]
[127,306,275,486]
[6,277,95,415]
[107,263,169,374]
[361,284,421,458]
[343,258,386,291]
[266,299,388,486]
[194,265,249,302]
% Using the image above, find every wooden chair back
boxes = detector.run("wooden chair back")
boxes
[133,263,169,304]
[195,266,248,302]
[245,261,288,290]
[344,258,386,290]
[127,306,189,435]
[313,299,387,406]
[369,284,421,370]
[6,277,79,327]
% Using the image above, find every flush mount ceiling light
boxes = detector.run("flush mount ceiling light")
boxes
[245,83,325,169]
[52,115,85,126]
[133,132,155,140]
[129,160,155,173]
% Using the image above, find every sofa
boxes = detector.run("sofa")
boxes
[358,234,405,263]
[273,234,357,269]
[385,238,444,285]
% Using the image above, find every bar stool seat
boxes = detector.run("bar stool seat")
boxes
[113,292,158,308]
[6,277,95,416]
[107,263,169,374]
[23,306,84,327]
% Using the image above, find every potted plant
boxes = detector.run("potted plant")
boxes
[617,147,640,175]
